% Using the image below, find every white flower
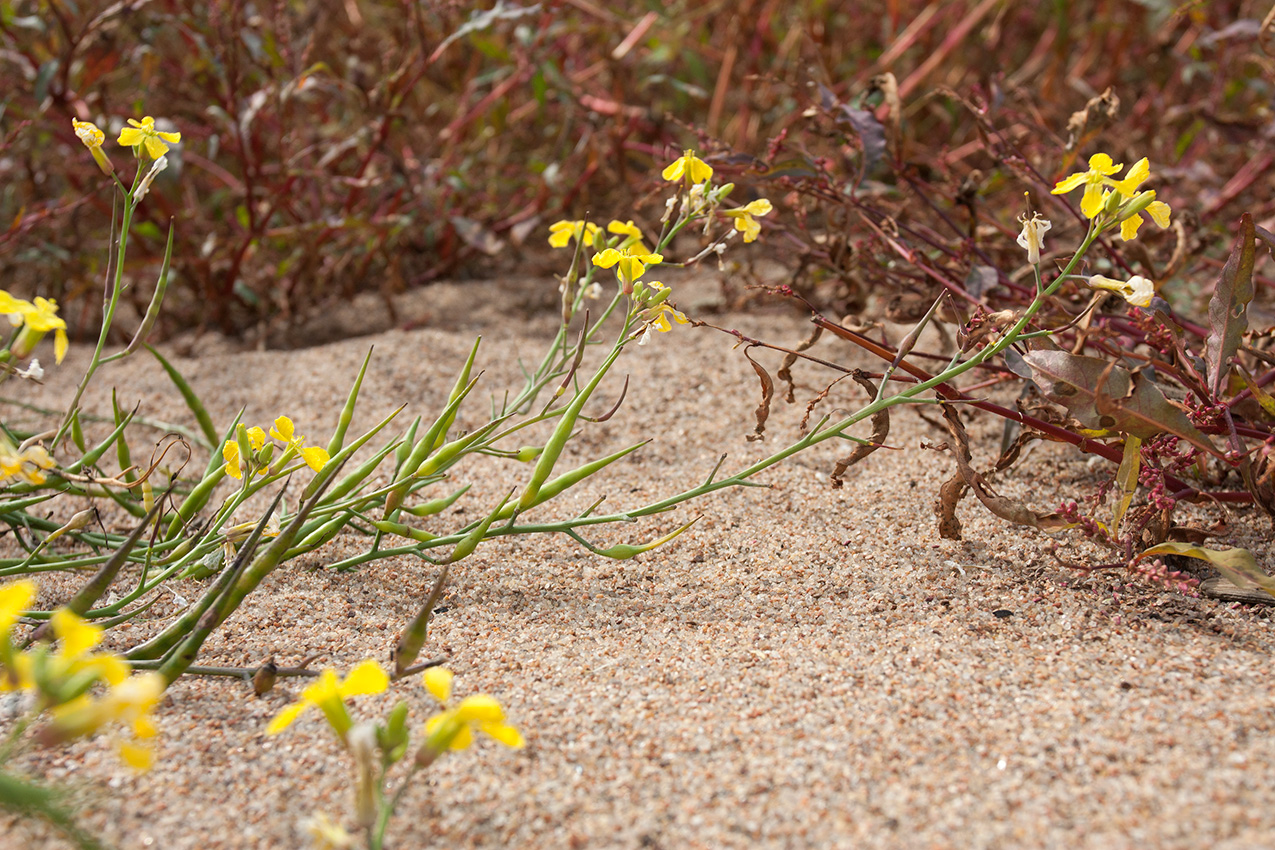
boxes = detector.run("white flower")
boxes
[1016,212,1051,264]
[16,358,43,380]
[1087,274,1155,307]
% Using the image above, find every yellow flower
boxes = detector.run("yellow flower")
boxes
[1016,212,1052,264]
[722,199,772,243]
[606,220,652,254]
[1117,193,1172,241]
[0,580,35,637]
[269,416,330,472]
[0,290,31,323]
[548,220,599,248]
[0,580,35,676]
[2,293,68,364]
[45,671,165,770]
[662,149,713,184]
[638,298,689,346]
[117,116,181,160]
[71,118,114,175]
[1087,274,1156,308]
[266,659,389,739]
[592,247,663,293]
[419,667,524,755]
[1051,153,1124,218]
[0,445,56,487]
[222,426,267,480]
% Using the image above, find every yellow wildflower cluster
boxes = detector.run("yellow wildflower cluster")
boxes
[0,290,68,365]
[0,580,165,770]
[265,659,524,760]
[548,149,771,342]
[222,415,330,481]
[1051,153,1171,241]
[1046,153,1172,308]
[72,114,181,178]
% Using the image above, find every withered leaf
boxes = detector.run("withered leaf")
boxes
[744,345,774,442]
[1205,213,1256,400]
[1022,350,1219,456]
[936,406,1072,534]
[778,324,823,404]
[830,371,889,488]
[820,84,887,179]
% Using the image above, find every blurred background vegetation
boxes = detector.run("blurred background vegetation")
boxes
[0,0,1270,342]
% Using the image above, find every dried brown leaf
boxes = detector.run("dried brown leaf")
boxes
[830,371,889,488]
[744,345,774,443]
[778,324,823,403]
[936,406,1072,533]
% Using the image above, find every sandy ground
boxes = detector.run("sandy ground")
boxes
[3,276,1275,850]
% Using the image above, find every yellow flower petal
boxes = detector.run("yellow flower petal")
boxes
[222,441,243,479]
[1087,153,1122,175]
[1050,172,1087,194]
[454,694,506,724]
[423,666,453,703]
[270,416,295,443]
[117,740,154,771]
[301,445,329,472]
[266,700,309,735]
[0,580,36,634]
[1120,215,1143,241]
[449,723,474,751]
[51,609,102,659]
[480,720,526,748]
[662,150,713,184]
[1147,200,1171,228]
[1080,185,1106,219]
[338,660,389,697]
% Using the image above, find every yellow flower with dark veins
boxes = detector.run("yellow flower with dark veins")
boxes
[1050,153,1124,218]
[548,220,599,248]
[117,116,181,160]
[419,667,524,756]
[662,149,713,184]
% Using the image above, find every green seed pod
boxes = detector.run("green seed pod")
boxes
[404,484,470,517]
[371,520,436,543]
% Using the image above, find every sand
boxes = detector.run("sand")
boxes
[3,276,1274,850]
